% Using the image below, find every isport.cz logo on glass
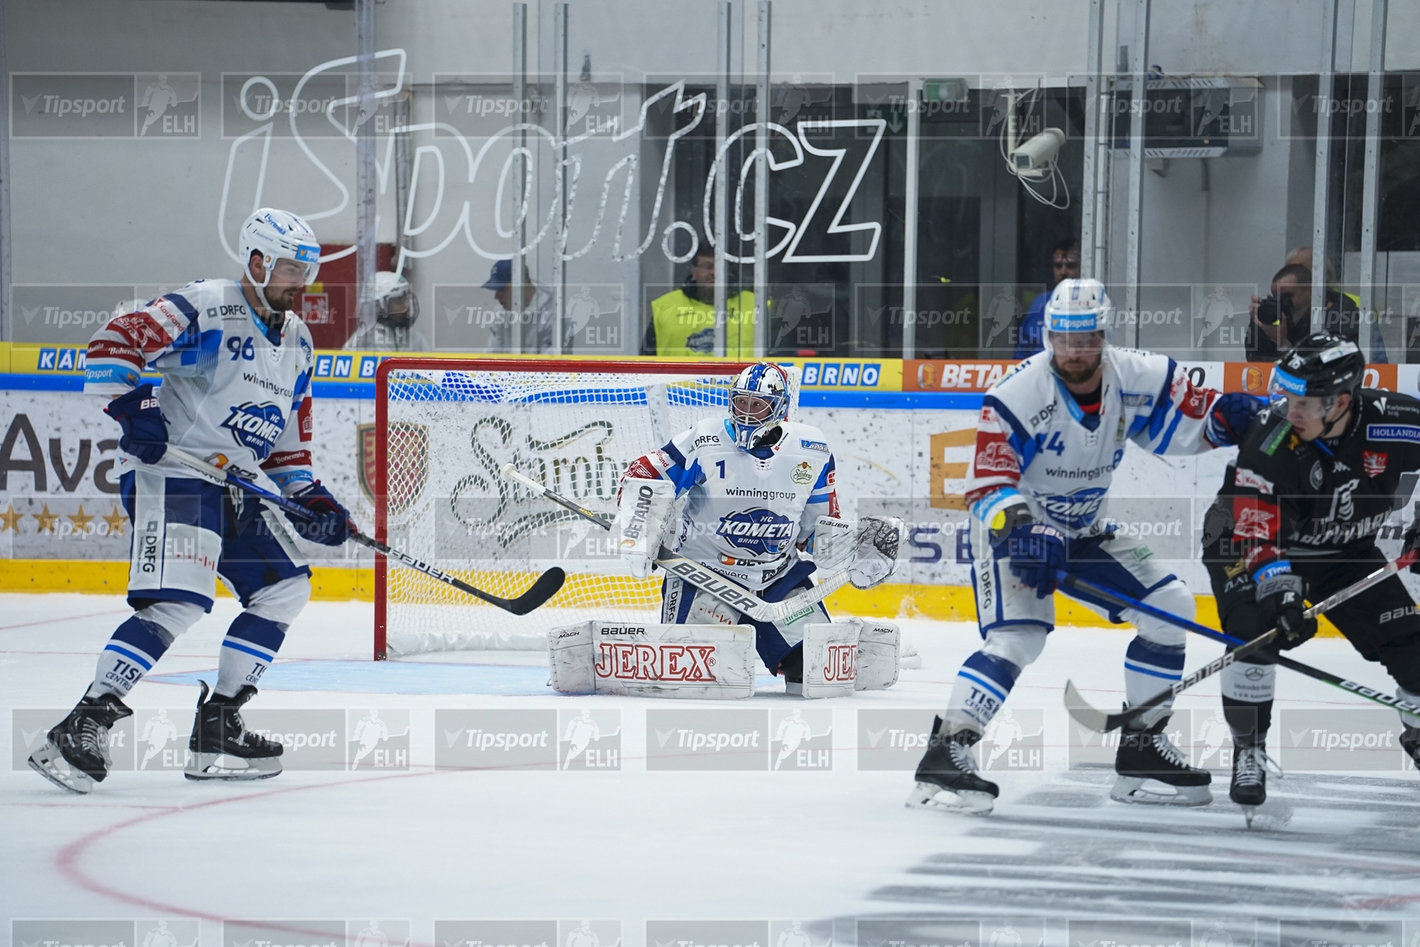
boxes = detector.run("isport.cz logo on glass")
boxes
[12,73,200,137]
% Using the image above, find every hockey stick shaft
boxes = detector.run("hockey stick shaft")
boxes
[500,463,849,624]
[164,447,564,615]
[1060,551,1420,730]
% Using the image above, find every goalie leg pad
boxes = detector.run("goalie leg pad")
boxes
[853,619,900,690]
[548,621,756,699]
[794,622,861,698]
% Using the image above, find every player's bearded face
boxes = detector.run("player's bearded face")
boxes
[1049,330,1105,385]
[264,258,308,312]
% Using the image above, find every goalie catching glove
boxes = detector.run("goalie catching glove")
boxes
[613,477,677,578]
[811,515,903,589]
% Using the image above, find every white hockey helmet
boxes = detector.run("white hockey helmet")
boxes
[239,208,321,289]
[373,271,419,328]
[1043,277,1112,339]
[729,361,791,449]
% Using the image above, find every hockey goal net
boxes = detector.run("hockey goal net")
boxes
[373,358,785,659]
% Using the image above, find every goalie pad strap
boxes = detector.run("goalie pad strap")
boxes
[548,621,756,699]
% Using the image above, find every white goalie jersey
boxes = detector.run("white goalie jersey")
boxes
[621,417,840,591]
[85,278,319,494]
[966,347,1225,538]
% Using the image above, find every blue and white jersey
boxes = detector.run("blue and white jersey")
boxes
[622,418,839,591]
[966,347,1223,537]
[85,278,317,494]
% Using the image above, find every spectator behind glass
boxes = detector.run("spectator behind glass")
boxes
[1013,238,1081,358]
[482,259,558,353]
[642,247,756,357]
[1246,263,1376,363]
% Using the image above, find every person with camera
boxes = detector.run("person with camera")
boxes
[1246,263,1364,363]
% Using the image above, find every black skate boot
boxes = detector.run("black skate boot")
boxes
[905,716,999,814]
[776,646,805,696]
[1229,740,1283,827]
[28,693,134,794]
[1110,711,1212,806]
[185,681,283,781]
[1401,725,1420,771]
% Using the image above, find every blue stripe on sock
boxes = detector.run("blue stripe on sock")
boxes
[225,613,287,652]
[962,650,1021,691]
[1124,660,1183,681]
[222,639,275,661]
[112,615,169,661]
[103,642,153,671]
[958,669,1008,703]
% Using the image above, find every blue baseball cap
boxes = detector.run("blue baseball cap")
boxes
[482,259,512,291]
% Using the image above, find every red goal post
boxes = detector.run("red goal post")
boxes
[372,357,784,659]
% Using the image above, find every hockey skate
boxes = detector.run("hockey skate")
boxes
[905,716,999,814]
[1230,741,1282,828]
[1401,725,1420,771]
[776,647,805,696]
[28,693,134,794]
[185,681,283,781]
[1110,712,1212,806]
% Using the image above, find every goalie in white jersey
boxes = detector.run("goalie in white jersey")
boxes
[28,208,354,794]
[907,278,1263,813]
[612,362,897,687]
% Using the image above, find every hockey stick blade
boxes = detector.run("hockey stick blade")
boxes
[166,447,565,615]
[500,462,851,624]
[1060,551,1419,731]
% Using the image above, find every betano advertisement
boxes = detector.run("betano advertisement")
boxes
[3,350,1417,621]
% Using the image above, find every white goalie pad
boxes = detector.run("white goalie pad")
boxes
[794,621,861,698]
[852,618,900,690]
[548,621,756,699]
[795,618,900,697]
[812,515,904,589]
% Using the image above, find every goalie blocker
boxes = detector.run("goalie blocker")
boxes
[549,618,901,699]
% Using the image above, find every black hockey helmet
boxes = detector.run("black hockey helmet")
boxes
[1272,332,1364,401]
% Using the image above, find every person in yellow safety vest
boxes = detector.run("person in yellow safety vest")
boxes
[642,247,756,357]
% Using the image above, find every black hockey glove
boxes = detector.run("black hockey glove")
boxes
[104,383,168,465]
[284,481,352,546]
[1255,570,1315,650]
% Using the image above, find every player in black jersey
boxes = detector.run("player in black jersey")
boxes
[1201,332,1420,813]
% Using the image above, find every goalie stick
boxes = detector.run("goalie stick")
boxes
[1060,550,1420,731]
[500,463,860,624]
[164,446,566,616]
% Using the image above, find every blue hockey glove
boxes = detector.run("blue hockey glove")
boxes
[1206,392,1267,448]
[284,481,352,546]
[103,383,168,464]
[991,507,1067,599]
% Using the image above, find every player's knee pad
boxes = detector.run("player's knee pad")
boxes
[1130,579,1193,647]
[980,625,1048,669]
[243,575,311,627]
[134,600,205,641]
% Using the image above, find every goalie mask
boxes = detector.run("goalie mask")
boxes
[373,271,420,329]
[240,208,321,290]
[729,362,790,450]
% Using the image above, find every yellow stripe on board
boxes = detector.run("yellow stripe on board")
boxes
[0,559,1342,638]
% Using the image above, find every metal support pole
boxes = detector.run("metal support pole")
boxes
[1310,0,1338,332]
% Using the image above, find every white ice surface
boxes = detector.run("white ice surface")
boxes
[3,593,1420,947]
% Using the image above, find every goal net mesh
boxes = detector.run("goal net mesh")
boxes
[374,359,767,658]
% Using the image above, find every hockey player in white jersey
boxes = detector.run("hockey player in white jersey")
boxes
[28,208,354,794]
[907,278,1262,813]
[612,362,897,685]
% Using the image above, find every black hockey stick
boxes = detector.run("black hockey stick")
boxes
[1059,550,1420,731]
[164,446,565,616]
[499,462,860,624]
